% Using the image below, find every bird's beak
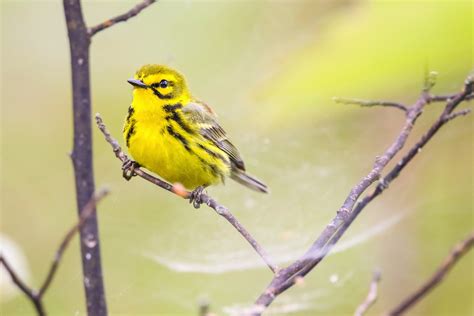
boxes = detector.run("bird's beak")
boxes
[127,78,147,88]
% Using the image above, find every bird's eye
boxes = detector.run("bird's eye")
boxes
[159,80,168,88]
[151,80,169,89]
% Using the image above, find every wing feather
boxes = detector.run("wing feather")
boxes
[181,101,245,170]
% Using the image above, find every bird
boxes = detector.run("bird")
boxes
[123,64,268,205]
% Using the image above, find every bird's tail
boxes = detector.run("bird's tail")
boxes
[230,169,269,193]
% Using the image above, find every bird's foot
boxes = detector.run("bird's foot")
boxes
[122,159,140,181]
[189,186,206,209]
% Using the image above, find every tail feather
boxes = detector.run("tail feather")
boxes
[230,169,269,193]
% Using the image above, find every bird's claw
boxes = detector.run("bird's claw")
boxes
[189,186,206,209]
[122,159,139,181]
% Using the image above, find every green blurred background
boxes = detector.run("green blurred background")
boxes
[1,0,472,315]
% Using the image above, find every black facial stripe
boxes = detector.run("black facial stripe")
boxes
[150,86,174,99]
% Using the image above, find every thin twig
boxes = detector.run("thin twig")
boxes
[354,270,381,316]
[0,256,45,316]
[250,74,473,314]
[89,0,157,37]
[333,97,409,112]
[0,189,109,316]
[387,232,474,316]
[428,92,474,103]
[95,114,278,273]
[444,108,471,122]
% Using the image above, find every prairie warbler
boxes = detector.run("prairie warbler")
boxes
[123,64,268,202]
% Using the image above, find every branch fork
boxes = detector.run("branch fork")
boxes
[88,0,157,37]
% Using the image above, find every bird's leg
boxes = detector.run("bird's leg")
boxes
[189,186,206,209]
[122,159,140,181]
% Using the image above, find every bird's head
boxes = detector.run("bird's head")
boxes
[128,64,190,101]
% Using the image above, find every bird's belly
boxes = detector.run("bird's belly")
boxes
[128,122,227,190]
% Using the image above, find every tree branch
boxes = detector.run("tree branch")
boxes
[334,70,472,113]
[0,256,45,316]
[250,74,473,314]
[95,114,278,273]
[354,270,381,316]
[444,108,471,122]
[63,1,108,314]
[333,97,408,112]
[89,0,157,37]
[0,189,109,316]
[428,92,474,103]
[386,232,474,316]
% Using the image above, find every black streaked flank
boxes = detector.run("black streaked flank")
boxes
[165,124,222,179]
[163,103,183,112]
[166,125,191,152]
[197,156,220,177]
[166,111,195,135]
[197,143,228,164]
[126,119,136,147]
[125,106,135,123]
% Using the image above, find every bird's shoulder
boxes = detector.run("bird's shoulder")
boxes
[180,100,217,123]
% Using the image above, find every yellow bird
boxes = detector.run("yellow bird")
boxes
[123,64,268,204]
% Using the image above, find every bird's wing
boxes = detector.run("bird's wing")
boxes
[181,101,245,170]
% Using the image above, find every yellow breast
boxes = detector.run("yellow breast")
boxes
[123,89,230,190]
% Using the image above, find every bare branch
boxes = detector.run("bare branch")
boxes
[333,97,408,112]
[428,92,474,103]
[64,0,108,312]
[95,114,278,273]
[0,256,45,316]
[250,74,474,314]
[89,0,157,37]
[444,108,471,122]
[198,194,278,273]
[387,232,474,316]
[0,189,109,316]
[354,270,381,316]
[38,189,109,297]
